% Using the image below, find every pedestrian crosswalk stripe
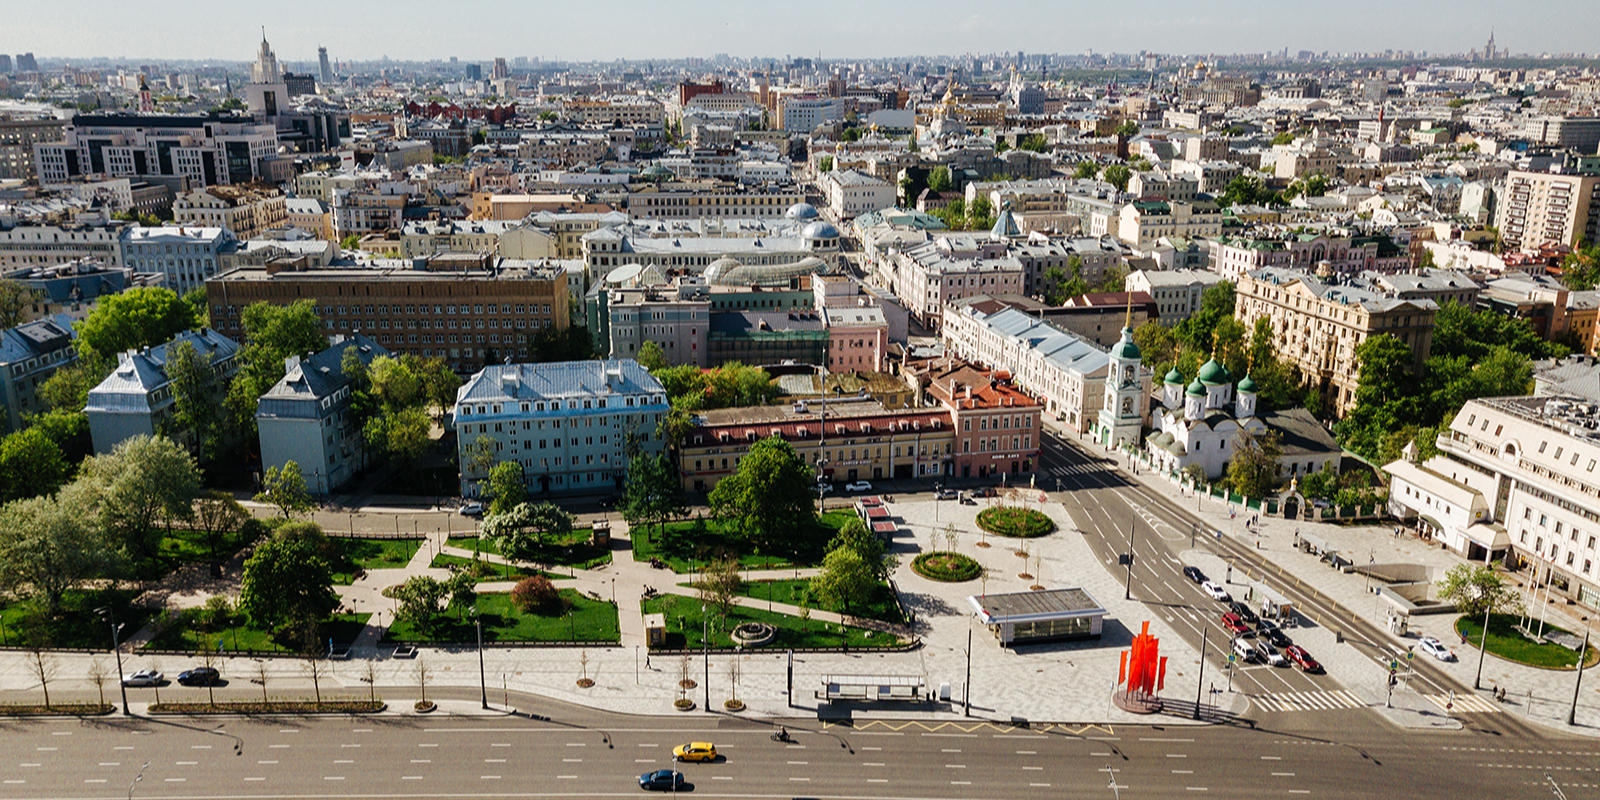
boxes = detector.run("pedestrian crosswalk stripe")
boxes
[1425,693,1500,714]
[1250,690,1365,713]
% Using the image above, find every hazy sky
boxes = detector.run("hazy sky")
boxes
[3,0,1596,63]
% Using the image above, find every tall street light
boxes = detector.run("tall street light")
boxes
[472,607,487,709]
[1569,625,1590,727]
[95,606,129,715]
[1124,522,1136,600]
[702,607,711,711]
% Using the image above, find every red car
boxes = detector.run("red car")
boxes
[1284,645,1321,673]
[1220,612,1251,635]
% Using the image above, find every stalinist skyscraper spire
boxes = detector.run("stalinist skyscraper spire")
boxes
[1485,29,1497,61]
[251,29,280,84]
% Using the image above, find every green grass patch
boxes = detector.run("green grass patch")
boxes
[735,578,905,625]
[642,595,898,650]
[1455,613,1600,670]
[444,529,611,569]
[383,591,619,643]
[328,538,424,585]
[912,551,982,582]
[428,552,569,580]
[976,507,1055,538]
[0,589,157,649]
[144,612,372,653]
[631,511,855,572]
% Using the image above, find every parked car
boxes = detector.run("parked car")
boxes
[1201,581,1231,602]
[672,742,717,762]
[814,482,835,494]
[844,481,873,492]
[1232,637,1256,662]
[176,667,220,686]
[458,502,484,517]
[934,488,959,500]
[1254,641,1287,667]
[1284,645,1322,673]
[638,770,685,791]
[121,670,163,687]
[1418,637,1457,662]
[1256,620,1291,649]
[1221,612,1252,635]
[1228,601,1260,626]
[1182,566,1207,584]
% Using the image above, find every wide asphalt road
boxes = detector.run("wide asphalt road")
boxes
[0,683,1593,800]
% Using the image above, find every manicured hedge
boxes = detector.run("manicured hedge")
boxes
[913,552,982,582]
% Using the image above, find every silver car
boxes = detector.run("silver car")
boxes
[121,669,163,687]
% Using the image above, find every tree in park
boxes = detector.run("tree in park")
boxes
[192,490,250,573]
[256,460,313,519]
[0,486,126,615]
[694,557,743,618]
[636,340,669,372]
[0,428,68,502]
[484,501,574,563]
[811,545,876,622]
[363,405,432,464]
[394,575,450,636]
[1437,564,1523,618]
[224,300,327,441]
[828,518,897,580]
[511,574,564,615]
[621,452,684,539]
[238,523,339,640]
[164,340,225,459]
[446,572,479,619]
[708,435,818,555]
[73,286,199,360]
[77,434,200,558]
[485,462,527,516]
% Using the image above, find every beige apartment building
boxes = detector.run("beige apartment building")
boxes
[1493,168,1600,252]
[1236,267,1437,416]
[173,184,288,241]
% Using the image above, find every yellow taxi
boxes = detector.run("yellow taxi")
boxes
[672,742,717,762]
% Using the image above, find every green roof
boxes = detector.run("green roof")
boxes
[1197,358,1232,386]
[1164,367,1185,384]
[1237,374,1257,394]
[1185,378,1207,397]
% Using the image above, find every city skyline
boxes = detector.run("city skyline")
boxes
[1,0,1597,65]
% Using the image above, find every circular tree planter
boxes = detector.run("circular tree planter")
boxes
[674,699,696,711]
[913,551,982,582]
[679,679,698,690]
[731,622,776,647]
[723,699,745,712]
[576,678,595,688]
[977,507,1055,538]
[413,701,436,713]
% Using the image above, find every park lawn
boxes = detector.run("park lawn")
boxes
[444,529,611,569]
[429,552,570,580]
[144,612,373,653]
[329,538,425,585]
[632,510,855,573]
[641,595,897,650]
[384,591,619,643]
[734,578,905,625]
[0,589,157,650]
[1455,613,1600,670]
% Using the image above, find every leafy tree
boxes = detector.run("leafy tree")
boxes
[1559,243,1600,291]
[637,340,668,371]
[511,574,563,614]
[364,406,433,463]
[1174,281,1236,353]
[165,340,224,459]
[1074,161,1098,180]
[1352,334,1419,407]
[1216,174,1281,208]
[927,166,952,193]
[77,434,200,558]
[181,287,210,328]
[192,490,249,572]
[708,436,817,554]
[0,279,39,328]
[1431,300,1565,362]
[485,462,527,516]
[1115,120,1140,138]
[1271,131,1297,145]
[1244,318,1301,413]
[461,434,498,484]
[39,355,113,412]
[0,486,125,614]
[1225,428,1283,498]
[255,461,313,518]
[0,428,67,502]
[73,287,198,360]
[1416,249,1437,270]
[485,501,574,562]
[968,195,994,230]
[1091,263,1128,293]
[621,452,684,537]
[238,523,338,639]
[827,517,896,581]
[811,546,875,621]
[394,575,450,636]
[226,300,327,442]
[1017,133,1048,152]
[1132,321,1179,373]
[368,355,422,409]
[1102,164,1131,192]
[818,155,834,173]
[1437,564,1522,618]
[414,356,462,416]
[446,571,479,618]
[693,556,743,618]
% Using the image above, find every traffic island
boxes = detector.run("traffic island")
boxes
[1455,613,1599,670]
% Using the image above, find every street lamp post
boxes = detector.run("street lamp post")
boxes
[95,606,129,715]
[702,608,710,710]
[1124,522,1136,601]
[473,609,487,709]
[1192,626,1208,721]
[1569,626,1590,726]
[963,619,973,718]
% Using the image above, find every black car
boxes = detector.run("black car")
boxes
[639,770,685,791]
[1228,601,1259,625]
[1182,566,1207,584]
[176,667,220,686]
[1257,620,1291,648]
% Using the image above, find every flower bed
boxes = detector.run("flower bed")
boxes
[976,507,1055,538]
[149,700,386,715]
[0,703,112,717]
[913,552,982,582]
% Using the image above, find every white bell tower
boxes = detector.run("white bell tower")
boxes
[1098,319,1146,449]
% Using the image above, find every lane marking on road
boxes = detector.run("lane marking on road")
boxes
[713,777,733,781]
[401,777,422,781]
[192,745,211,750]
[114,746,134,750]
[951,781,972,785]
[83,780,106,784]
[556,775,576,779]
[1272,772,1297,776]
[244,778,266,782]
[941,748,962,752]
[409,759,430,763]
[1167,753,1188,758]
[562,758,583,762]
[482,775,502,780]
[945,764,967,769]
[1289,790,1311,794]
[269,744,291,749]
[1186,787,1208,791]
[638,743,658,747]
[258,760,278,765]
[51,732,71,736]
[1030,783,1051,788]
[99,763,120,767]
[175,761,197,765]
[417,743,438,748]
[351,729,371,733]
[34,747,55,752]
[787,761,809,765]
[867,779,888,783]
[1261,756,1282,760]
[1141,737,1195,742]
[1173,770,1194,774]
[485,758,506,763]
[18,764,40,768]
[340,744,359,748]
[491,743,510,748]
[566,742,586,746]
[863,762,885,766]
[1092,752,1112,757]
[279,729,299,734]
[790,777,810,782]
[166,778,187,783]
[334,760,354,764]
[1023,766,1044,771]
[322,777,342,781]
[635,759,655,763]
[1017,750,1037,754]
[861,747,882,751]
[1,781,22,785]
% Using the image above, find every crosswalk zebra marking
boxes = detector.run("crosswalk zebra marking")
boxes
[1425,693,1500,714]
[1249,690,1366,713]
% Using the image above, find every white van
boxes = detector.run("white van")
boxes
[1232,638,1256,663]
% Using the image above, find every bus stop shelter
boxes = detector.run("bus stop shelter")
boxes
[967,588,1106,647]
